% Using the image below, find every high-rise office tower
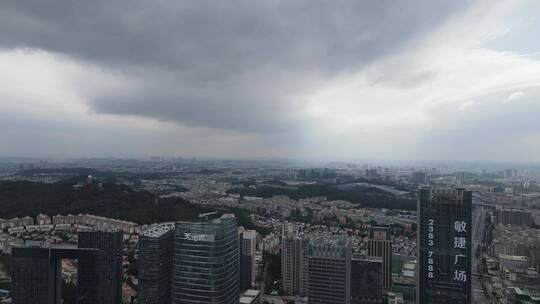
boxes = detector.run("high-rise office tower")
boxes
[368,225,392,290]
[350,255,384,304]
[171,213,239,304]
[494,207,533,226]
[281,223,308,297]
[308,237,351,304]
[11,233,121,304]
[240,229,257,290]
[139,223,175,304]
[417,187,472,304]
[11,244,57,304]
[77,231,123,304]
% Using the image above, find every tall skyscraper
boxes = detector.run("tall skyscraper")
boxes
[350,255,384,304]
[240,229,257,290]
[368,225,392,290]
[281,223,308,297]
[417,187,472,304]
[308,237,351,304]
[138,222,175,304]
[77,231,123,304]
[171,213,239,304]
[11,244,57,304]
[11,233,121,304]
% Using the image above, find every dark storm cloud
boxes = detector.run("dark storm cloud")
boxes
[89,78,306,132]
[0,0,472,131]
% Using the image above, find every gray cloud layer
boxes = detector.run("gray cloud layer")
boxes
[0,0,472,132]
[3,0,539,161]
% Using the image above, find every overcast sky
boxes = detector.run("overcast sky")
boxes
[1,0,540,162]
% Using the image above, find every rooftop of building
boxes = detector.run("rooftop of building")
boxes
[421,186,470,199]
[369,224,391,230]
[308,236,350,259]
[352,253,382,263]
[177,213,236,225]
[499,254,529,262]
[239,289,260,304]
[140,222,175,238]
[243,289,260,297]
[240,297,255,304]
[242,230,257,238]
[506,286,528,296]
[309,235,349,247]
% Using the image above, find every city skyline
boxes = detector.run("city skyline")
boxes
[1,1,540,161]
[1,162,539,304]
[1,1,540,301]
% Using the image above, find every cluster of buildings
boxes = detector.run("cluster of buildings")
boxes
[186,188,419,264]
[279,187,473,304]
[7,189,447,304]
[493,225,540,272]
[11,232,123,304]
[138,213,260,304]
[10,213,259,304]
[0,215,143,303]
[258,214,416,261]
[494,207,534,227]
[0,217,34,230]
[0,214,139,255]
[280,222,400,304]
[0,213,138,234]
[51,214,138,233]
[480,224,540,302]
[3,177,540,304]
[193,193,416,232]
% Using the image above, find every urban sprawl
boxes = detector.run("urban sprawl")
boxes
[0,159,539,304]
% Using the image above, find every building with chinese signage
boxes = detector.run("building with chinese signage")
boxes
[417,187,472,304]
[171,213,240,304]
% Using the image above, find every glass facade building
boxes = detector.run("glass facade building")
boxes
[351,255,383,304]
[77,231,123,304]
[139,222,175,304]
[417,187,472,304]
[239,229,257,290]
[367,225,392,290]
[11,232,121,304]
[171,214,239,304]
[308,237,351,304]
[11,246,55,304]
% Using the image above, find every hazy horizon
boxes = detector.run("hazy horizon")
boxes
[4,155,540,170]
[1,0,540,162]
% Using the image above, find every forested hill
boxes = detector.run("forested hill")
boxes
[0,180,207,224]
[228,183,417,211]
